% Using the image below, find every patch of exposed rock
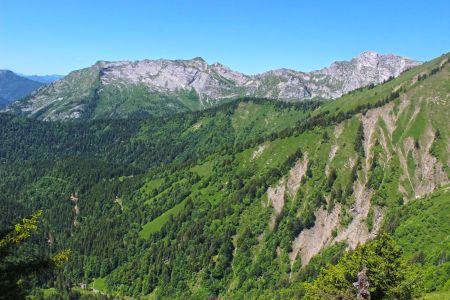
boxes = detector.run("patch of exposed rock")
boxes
[252,144,268,160]
[287,154,309,196]
[289,205,341,266]
[267,180,286,230]
[409,127,449,199]
[267,154,309,230]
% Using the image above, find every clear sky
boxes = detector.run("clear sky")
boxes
[1,0,449,75]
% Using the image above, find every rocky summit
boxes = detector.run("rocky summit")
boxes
[5,51,420,120]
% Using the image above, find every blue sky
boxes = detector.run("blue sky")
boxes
[1,0,449,75]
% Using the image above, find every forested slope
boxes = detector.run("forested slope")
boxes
[0,53,448,299]
[0,99,318,169]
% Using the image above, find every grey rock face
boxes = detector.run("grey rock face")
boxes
[4,51,421,120]
[313,51,420,95]
[254,51,420,100]
[98,58,254,100]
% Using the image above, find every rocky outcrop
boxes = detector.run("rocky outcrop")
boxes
[289,205,341,266]
[287,154,309,196]
[98,58,253,100]
[267,154,309,230]
[252,144,268,160]
[315,51,420,95]
[70,192,80,226]
[267,181,286,230]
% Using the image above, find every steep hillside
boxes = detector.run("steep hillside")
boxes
[391,188,450,293]
[105,53,450,298]
[4,52,419,120]
[0,70,44,108]
[0,53,448,299]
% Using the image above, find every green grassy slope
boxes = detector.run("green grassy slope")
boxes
[392,188,450,293]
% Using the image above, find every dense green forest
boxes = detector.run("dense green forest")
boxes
[0,98,319,169]
[0,53,449,299]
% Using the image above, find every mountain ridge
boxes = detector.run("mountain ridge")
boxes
[0,70,45,108]
[21,74,64,83]
[5,51,421,120]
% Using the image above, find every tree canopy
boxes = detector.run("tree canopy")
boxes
[304,233,423,300]
[0,211,70,300]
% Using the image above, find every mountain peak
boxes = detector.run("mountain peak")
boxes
[0,69,15,77]
[192,56,206,63]
[0,70,45,108]
[357,50,379,58]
